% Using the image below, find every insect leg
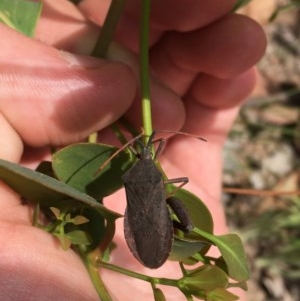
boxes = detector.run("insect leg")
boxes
[167,196,193,232]
[94,132,144,176]
[148,136,166,161]
[164,177,189,193]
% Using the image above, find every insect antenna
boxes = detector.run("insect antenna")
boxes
[94,132,145,176]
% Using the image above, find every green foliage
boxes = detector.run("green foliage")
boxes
[49,208,92,249]
[269,0,300,21]
[179,265,229,294]
[0,142,249,300]
[243,197,300,281]
[0,0,42,36]
[192,229,250,284]
[175,188,214,236]
[52,143,134,199]
[206,288,239,301]
[0,159,119,219]
[153,288,167,301]
[232,0,253,11]
[169,188,213,262]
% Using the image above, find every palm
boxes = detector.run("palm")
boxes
[0,0,266,300]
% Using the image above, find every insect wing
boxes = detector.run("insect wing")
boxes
[124,202,172,268]
[122,160,173,268]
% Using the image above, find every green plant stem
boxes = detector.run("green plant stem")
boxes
[92,0,125,58]
[98,260,151,281]
[139,0,153,142]
[269,2,300,21]
[32,203,40,226]
[88,132,98,143]
[97,260,179,287]
[79,249,113,301]
[119,118,141,138]
[89,0,125,142]
[179,262,188,277]
[111,123,129,145]
[98,219,117,254]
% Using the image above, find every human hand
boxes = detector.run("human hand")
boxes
[0,0,266,300]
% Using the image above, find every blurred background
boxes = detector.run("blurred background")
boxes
[225,1,300,300]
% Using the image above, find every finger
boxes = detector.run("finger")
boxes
[150,14,267,95]
[0,220,99,301]
[125,0,236,31]
[183,68,257,141]
[0,114,23,162]
[79,0,236,51]
[36,0,187,135]
[123,81,186,133]
[161,69,256,197]
[189,68,258,110]
[36,0,98,53]
[0,25,136,147]
[107,44,186,133]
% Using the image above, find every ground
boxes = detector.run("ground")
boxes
[224,1,300,300]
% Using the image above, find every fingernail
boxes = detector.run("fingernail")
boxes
[60,50,107,69]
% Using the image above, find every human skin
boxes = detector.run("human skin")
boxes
[0,0,266,300]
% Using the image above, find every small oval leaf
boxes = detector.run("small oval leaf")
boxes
[0,159,120,219]
[65,230,91,246]
[153,288,166,301]
[52,143,133,199]
[169,188,213,261]
[192,228,250,282]
[0,0,42,37]
[173,188,213,236]
[180,265,228,294]
[72,215,90,225]
[169,237,208,261]
[206,288,239,301]
[214,234,250,282]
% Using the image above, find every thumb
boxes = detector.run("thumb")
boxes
[0,25,136,148]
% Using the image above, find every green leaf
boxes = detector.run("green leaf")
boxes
[0,159,119,252]
[269,2,300,21]
[0,0,42,37]
[169,237,208,261]
[169,188,213,261]
[49,207,61,219]
[153,288,166,301]
[54,232,72,250]
[72,215,90,225]
[193,228,250,282]
[179,265,228,294]
[0,159,120,219]
[65,230,91,246]
[52,143,133,199]
[232,0,252,11]
[173,188,213,237]
[227,280,248,292]
[206,288,239,301]
[215,234,249,282]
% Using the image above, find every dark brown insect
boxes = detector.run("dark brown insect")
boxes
[122,133,192,269]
